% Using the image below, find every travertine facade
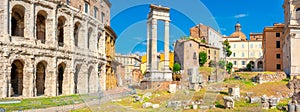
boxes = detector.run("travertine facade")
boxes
[282,0,300,77]
[0,0,113,98]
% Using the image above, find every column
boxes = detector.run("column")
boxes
[146,21,150,71]
[164,20,170,71]
[0,0,9,42]
[151,19,157,70]
[26,3,35,42]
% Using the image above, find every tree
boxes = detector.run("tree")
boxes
[226,62,233,73]
[173,63,181,74]
[218,60,226,68]
[246,62,253,71]
[223,39,232,57]
[199,51,207,67]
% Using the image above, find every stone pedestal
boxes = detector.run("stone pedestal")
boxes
[145,70,172,81]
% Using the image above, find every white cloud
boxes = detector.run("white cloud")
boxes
[234,14,248,18]
[140,41,147,45]
[133,51,146,56]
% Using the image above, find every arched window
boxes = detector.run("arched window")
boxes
[74,22,81,47]
[57,16,66,47]
[296,8,300,20]
[36,10,47,43]
[11,5,25,37]
[87,27,93,49]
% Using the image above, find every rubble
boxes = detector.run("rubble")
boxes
[223,96,234,109]
[252,72,286,84]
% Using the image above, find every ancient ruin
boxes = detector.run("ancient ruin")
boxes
[145,4,172,81]
[0,0,118,98]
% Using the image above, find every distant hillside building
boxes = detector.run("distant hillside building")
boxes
[190,24,224,59]
[262,23,284,71]
[223,23,263,71]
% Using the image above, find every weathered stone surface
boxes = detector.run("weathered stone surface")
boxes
[152,104,159,108]
[169,84,176,93]
[252,72,286,84]
[223,96,234,109]
[228,87,240,99]
[142,102,153,108]
[0,0,115,98]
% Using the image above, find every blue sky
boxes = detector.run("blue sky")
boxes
[110,0,284,55]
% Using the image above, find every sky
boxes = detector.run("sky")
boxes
[110,0,284,55]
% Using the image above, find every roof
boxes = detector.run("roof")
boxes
[230,31,247,40]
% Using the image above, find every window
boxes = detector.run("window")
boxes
[233,53,236,57]
[242,61,246,65]
[276,64,281,70]
[101,12,105,23]
[193,52,197,60]
[208,50,210,54]
[94,6,98,18]
[276,41,280,48]
[276,33,280,37]
[233,44,236,48]
[242,52,245,57]
[242,44,244,48]
[250,44,253,48]
[66,0,70,5]
[214,51,216,55]
[84,3,89,13]
[276,54,280,59]
[234,61,237,65]
[296,8,300,20]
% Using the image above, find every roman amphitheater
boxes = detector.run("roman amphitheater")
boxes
[0,0,119,98]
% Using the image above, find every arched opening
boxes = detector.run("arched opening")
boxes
[74,22,81,47]
[57,16,66,47]
[10,60,24,97]
[296,8,300,20]
[249,61,255,69]
[36,10,47,43]
[74,64,81,94]
[87,66,93,93]
[87,28,93,49]
[11,5,25,37]
[57,63,66,95]
[258,61,263,69]
[36,61,46,96]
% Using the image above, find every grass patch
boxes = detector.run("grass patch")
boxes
[0,94,84,111]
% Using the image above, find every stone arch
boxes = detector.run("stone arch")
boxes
[57,62,66,95]
[11,5,25,37]
[296,8,300,20]
[87,27,93,49]
[57,16,66,47]
[36,61,47,96]
[74,22,81,47]
[257,61,263,69]
[74,64,81,94]
[10,59,24,97]
[36,10,47,44]
[249,61,255,69]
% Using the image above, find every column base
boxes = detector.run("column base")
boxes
[145,70,172,81]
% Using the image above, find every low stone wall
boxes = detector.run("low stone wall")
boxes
[252,72,286,84]
[136,81,180,90]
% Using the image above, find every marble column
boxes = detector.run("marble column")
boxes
[146,21,150,71]
[151,19,157,70]
[164,20,170,71]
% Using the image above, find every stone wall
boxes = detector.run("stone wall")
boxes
[0,0,112,98]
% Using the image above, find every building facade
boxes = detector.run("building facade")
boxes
[174,39,220,74]
[224,23,263,71]
[0,0,113,98]
[262,23,284,71]
[115,54,141,84]
[190,24,224,59]
[282,0,300,77]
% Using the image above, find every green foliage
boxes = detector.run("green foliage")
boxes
[218,60,226,68]
[223,39,232,57]
[246,62,252,71]
[173,63,181,73]
[201,39,206,43]
[209,60,216,67]
[226,62,233,73]
[199,51,207,67]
